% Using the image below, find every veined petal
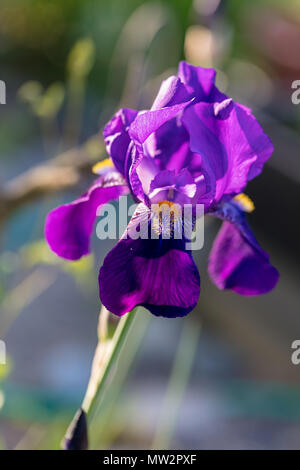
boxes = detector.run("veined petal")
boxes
[99,205,200,317]
[45,172,129,260]
[208,202,279,295]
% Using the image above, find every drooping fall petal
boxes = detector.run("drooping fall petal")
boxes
[99,206,200,317]
[45,172,129,260]
[208,202,279,295]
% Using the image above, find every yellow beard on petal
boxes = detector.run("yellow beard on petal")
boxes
[234,193,255,213]
[151,200,183,238]
[92,158,113,175]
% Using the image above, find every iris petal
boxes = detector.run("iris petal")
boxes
[178,61,216,100]
[103,108,138,178]
[99,206,200,317]
[182,99,273,202]
[45,172,129,260]
[151,75,191,109]
[128,100,193,203]
[208,202,279,295]
[129,100,192,145]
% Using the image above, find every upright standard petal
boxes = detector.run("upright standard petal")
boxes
[45,172,129,260]
[208,202,279,295]
[144,75,194,173]
[99,205,200,317]
[178,61,216,101]
[128,99,193,203]
[151,75,191,110]
[182,99,273,202]
[146,63,223,173]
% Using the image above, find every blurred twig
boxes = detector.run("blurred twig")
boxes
[0,135,105,224]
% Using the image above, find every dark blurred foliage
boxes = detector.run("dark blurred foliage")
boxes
[0,0,190,101]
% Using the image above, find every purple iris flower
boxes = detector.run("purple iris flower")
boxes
[45,62,279,318]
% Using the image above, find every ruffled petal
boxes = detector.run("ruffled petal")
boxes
[178,61,216,101]
[208,202,279,295]
[45,172,129,260]
[182,99,273,202]
[103,108,138,177]
[99,206,200,317]
[145,63,223,173]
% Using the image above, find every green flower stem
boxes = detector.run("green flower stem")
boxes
[88,311,150,449]
[82,307,136,422]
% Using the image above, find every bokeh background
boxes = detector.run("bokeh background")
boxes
[0,0,300,450]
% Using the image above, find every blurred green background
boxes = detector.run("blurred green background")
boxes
[0,0,300,450]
